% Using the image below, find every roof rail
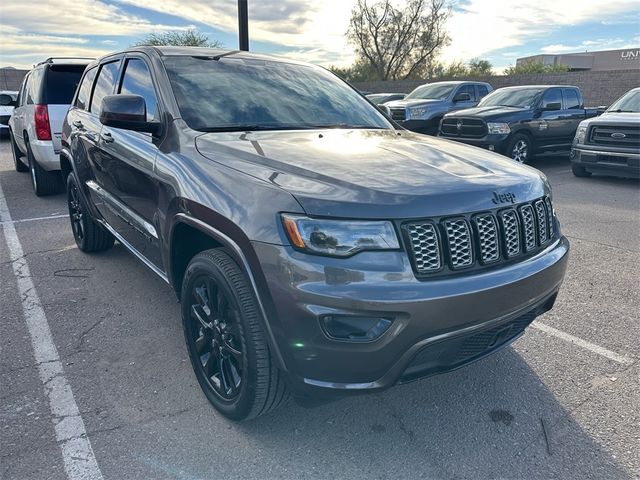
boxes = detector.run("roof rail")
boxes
[34,57,95,67]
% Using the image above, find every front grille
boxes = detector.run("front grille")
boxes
[588,124,640,149]
[389,107,406,121]
[440,117,487,138]
[404,196,555,277]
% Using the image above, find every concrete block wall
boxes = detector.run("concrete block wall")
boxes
[0,68,29,92]
[354,69,640,106]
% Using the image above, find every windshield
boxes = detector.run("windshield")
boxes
[405,84,455,100]
[479,88,544,108]
[162,56,392,132]
[608,89,640,113]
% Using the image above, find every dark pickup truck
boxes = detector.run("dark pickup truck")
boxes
[439,85,599,163]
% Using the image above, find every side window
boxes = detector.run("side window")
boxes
[457,85,476,101]
[541,88,562,108]
[477,85,489,99]
[75,67,97,111]
[562,88,580,110]
[118,58,159,122]
[90,61,120,115]
[26,69,41,105]
[18,74,29,106]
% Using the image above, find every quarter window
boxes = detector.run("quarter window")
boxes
[75,67,97,111]
[562,88,580,109]
[90,61,120,115]
[118,58,159,122]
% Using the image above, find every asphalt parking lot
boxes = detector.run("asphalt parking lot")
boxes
[0,136,638,480]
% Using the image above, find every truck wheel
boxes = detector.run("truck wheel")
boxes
[27,139,61,196]
[66,173,114,252]
[506,133,532,164]
[10,130,28,172]
[571,163,592,178]
[181,249,289,421]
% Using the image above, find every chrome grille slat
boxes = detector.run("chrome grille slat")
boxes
[499,210,520,258]
[444,219,473,268]
[534,200,548,244]
[406,223,441,273]
[475,214,499,263]
[405,196,555,276]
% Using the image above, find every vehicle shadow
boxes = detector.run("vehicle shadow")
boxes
[239,348,628,479]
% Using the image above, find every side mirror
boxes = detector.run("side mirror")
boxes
[541,101,562,111]
[377,104,391,117]
[0,94,16,107]
[597,105,608,114]
[99,94,160,135]
[453,92,472,102]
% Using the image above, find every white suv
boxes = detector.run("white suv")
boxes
[9,58,91,196]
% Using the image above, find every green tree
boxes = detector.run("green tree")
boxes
[467,58,493,76]
[504,61,569,75]
[136,28,221,48]
[347,0,450,81]
[329,61,377,83]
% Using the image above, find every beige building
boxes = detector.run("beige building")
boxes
[517,47,640,72]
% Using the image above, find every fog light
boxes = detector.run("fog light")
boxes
[488,145,495,151]
[321,315,393,342]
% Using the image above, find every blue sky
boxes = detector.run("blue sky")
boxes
[1,0,639,72]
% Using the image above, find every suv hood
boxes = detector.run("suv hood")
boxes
[195,129,547,219]
[385,98,444,109]
[580,111,640,126]
[445,105,526,120]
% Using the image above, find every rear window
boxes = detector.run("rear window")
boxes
[44,65,86,105]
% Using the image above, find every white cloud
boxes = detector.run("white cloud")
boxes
[540,38,640,54]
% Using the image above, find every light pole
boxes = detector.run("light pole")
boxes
[238,0,249,51]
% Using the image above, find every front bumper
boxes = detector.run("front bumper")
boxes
[439,133,511,154]
[398,118,441,135]
[571,146,640,178]
[253,236,569,398]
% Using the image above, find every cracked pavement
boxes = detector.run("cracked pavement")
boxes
[0,137,639,479]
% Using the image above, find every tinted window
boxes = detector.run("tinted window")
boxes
[479,88,544,108]
[562,88,580,109]
[163,56,390,132]
[542,88,562,108]
[118,58,159,122]
[456,85,475,101]
[477,85,489,99]
[75,67,97,111]
[90,61,120,115]
[44,65,85,104]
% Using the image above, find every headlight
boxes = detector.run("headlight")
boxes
[408,106,428,119]
[281,215,399,257]
[574,125,587,145]
[487,122,511,134]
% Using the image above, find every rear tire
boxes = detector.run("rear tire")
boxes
[571,163,592,178]
[181,249,289,421]
[27,139,61,196]
[66,173,114,252]
[10,130,28,172]
[506,133,532,164]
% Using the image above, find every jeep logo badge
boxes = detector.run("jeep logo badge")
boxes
[611,132,626,139]
[492,191,517,204]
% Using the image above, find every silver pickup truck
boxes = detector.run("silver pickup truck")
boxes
[385,81,493,135]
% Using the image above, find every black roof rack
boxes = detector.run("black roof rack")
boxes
[34,57,95,67]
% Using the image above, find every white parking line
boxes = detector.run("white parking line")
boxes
[532,321,635,365]
[0,183,103,480]
[0,213,69,226]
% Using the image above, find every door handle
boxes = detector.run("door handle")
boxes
[100,132,114,143]
[72,120,84,129]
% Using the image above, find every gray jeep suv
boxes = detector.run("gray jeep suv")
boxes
[61,47,569,421]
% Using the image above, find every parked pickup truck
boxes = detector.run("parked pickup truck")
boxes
[385,81,492,135]
[571,87,639,178]
[439,85,599,163]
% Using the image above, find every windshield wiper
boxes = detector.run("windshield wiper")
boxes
[609,109,635,113]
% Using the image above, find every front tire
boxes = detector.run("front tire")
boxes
[66,173,114,252]
[506,133,532,164]
[10,130,28,172]
[27,139,61,196]
[181,249,289,421]
[571,163,592,178]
